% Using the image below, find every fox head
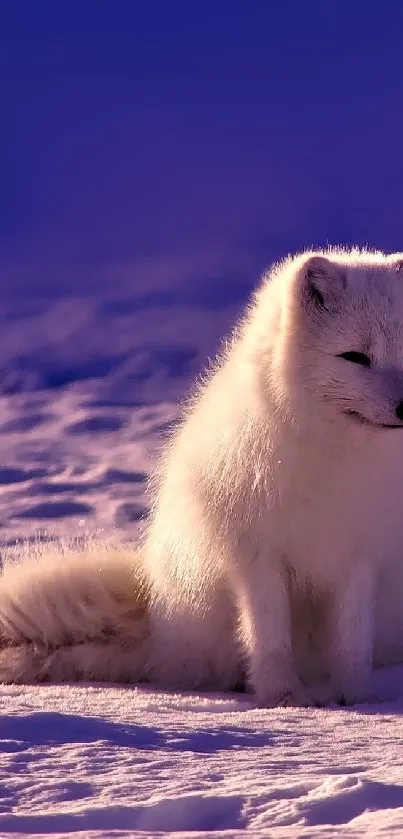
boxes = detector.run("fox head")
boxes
[263,248,403,431]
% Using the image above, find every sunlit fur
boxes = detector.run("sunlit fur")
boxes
[0,540,150,684]
[3,247,403,706]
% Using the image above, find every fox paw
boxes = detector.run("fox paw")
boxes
[256,681,324,709]
[332,673,373,707]
[336,688,375,707]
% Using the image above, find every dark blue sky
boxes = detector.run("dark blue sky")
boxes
[1,1,403,296]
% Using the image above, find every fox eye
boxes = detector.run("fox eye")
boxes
[337,351,371,367]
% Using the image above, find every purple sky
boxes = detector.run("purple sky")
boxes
[1,1,403,298]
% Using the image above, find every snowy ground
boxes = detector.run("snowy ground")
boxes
[2,285,403,836]
[0,289,237,545]
[4,676,403,837]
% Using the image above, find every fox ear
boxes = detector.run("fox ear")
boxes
[301,255,347,312]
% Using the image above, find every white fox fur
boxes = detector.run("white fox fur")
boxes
[3,247,403,706]
[0,542,150,684]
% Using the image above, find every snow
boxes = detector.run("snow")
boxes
[2,285,403,835]
[4,676,403,836]
[0,290,236,546]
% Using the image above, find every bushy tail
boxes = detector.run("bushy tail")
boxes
[0,539,150,684]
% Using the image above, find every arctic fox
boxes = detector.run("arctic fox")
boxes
[2,247,403,706]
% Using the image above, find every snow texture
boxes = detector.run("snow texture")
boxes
[1,287,403,835]
[4,675,403,837]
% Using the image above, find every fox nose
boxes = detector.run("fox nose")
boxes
[396,402,403,422]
